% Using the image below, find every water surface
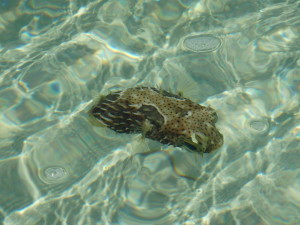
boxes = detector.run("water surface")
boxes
[0,0,299,224]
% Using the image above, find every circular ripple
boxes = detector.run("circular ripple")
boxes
[183,35,221,52]
[41,166,68,184]
[249,118,270,135]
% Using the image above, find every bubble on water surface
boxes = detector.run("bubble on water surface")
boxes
[249,118,270,135]
[42,166,68,183]
[183,35,221,52]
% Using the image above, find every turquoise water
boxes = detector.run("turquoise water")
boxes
[0,0,299,224]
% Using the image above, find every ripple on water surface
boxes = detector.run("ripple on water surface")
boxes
[248,118,270,135]
[183,35,221,52]
[40,166,68,184]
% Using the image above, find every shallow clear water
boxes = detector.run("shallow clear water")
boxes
[0,0,299,224]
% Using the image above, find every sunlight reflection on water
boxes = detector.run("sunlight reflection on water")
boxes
[0,0,300,224]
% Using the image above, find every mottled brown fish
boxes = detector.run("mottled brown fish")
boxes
[90,87,223,153]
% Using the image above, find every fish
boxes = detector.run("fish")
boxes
[89,87,223,153]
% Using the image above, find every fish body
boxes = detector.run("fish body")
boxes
[90,87,223,153]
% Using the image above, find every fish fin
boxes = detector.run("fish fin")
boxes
[163,62,202,101]
[130,134,151,153]
[88,113,106,127]
[176,75,201,101]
